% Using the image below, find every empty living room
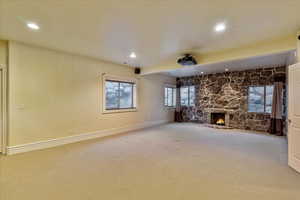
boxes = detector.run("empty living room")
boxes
[1,1,300,199]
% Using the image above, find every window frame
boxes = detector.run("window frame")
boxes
[247,85,274,114]
[102,75,138,114]
[164,85,176,108]
[180,85,195,107]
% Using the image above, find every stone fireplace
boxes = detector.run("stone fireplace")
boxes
[207,110,230,128]
[177,66,287,132]
[211,113,226,126]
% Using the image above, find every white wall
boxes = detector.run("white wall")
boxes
[8,41,175,146]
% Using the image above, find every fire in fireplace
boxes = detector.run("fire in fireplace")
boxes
[216,118,225,125]
[211,113,226,126]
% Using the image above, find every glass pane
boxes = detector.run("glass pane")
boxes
[164,88,168,106]
[167,88,173,106]
[189,86,195,106]
[105,81,119,109]
[248,86,264,113]
[180,87,189,106]
[120,82,133,108]
[265,105,272,114]
[265,85,274,113]
[173,88,176,107]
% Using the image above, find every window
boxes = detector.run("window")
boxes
[103,76,137,113]
[180,86,195,106]
[248,85,274,113]
[164,87,176,107]
[265,86,274,113]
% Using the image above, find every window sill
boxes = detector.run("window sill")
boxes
[247,111,271,115]
[102,108,137,114]
[165,106,176,110]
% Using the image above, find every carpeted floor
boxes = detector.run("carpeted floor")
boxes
[0,123,300,200]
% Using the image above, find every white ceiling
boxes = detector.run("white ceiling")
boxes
[163,50,296,77]
[0,0,300,68]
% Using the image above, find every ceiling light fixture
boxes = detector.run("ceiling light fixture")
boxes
[27,22,40,30]
[215,22,226,33]
[130,52,137,59]
[201,72,204,74]
[225,68,229,72]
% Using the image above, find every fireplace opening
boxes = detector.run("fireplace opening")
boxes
[211,113,226,126]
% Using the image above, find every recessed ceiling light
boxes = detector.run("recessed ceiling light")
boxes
[201,72,204,74]
[27,22,40,30]
[214,23,226,33]
[130,52,137,59]
[225,68,229,72]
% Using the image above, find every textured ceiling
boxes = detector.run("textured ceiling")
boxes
[163,50,296,77]
[0,0,299,67]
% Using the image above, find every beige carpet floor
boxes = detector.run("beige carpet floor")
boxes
[0,123,300,200]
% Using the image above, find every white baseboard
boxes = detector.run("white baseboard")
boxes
[7,120,169,155]
[289,156,300,174]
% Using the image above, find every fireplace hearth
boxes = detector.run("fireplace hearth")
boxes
[204,111,232,129]
[211,113,226,126]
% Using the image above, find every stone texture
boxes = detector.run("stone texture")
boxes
[177,66,287,132]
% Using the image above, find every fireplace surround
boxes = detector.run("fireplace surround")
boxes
[211,113,226,126]
[177,66,287,132]
[207,110,230,128]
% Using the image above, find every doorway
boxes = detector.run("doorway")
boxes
[288,63,300,173]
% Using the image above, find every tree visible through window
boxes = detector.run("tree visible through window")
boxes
[105,80,135,110]
[164,87,176,107]
[248,85,274,113]
[180,86,195,106]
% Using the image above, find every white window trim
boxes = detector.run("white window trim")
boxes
[165,83,176,88]
[102,74,138,114]
[164,84,176,109]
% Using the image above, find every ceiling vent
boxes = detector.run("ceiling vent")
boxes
[177,54,198,66]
